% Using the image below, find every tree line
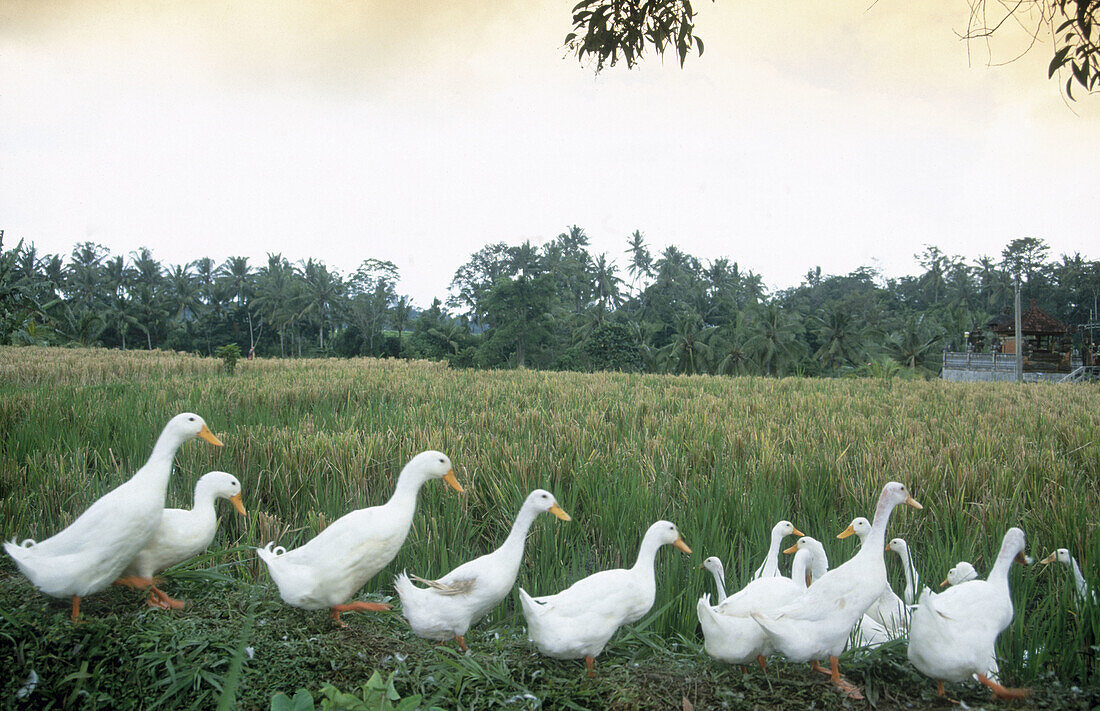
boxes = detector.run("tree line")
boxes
[1,229,1096,378]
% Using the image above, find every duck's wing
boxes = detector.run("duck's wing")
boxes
[410,573,477,596]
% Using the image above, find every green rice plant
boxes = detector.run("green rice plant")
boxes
[1,345,1098,695]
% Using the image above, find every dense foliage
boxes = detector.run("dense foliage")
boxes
[1,230,1097,377]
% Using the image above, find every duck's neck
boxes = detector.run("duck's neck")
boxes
[133,427,186,491]
[865,494,898,555]
[709,566,727,603]
[496,504,540,566]
[1069,558,1089,599]
[791,549,811,590]
[191,482,221,518]
[987,537,1020,583]
[631,531,664,576]
[761,528,783,573]
[386,466,427,515]
[897,547,919,604]
[811,547,830,581]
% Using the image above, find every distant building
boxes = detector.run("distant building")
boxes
[941,300,1085,383]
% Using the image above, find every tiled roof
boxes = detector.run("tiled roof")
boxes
[985,300,1068,335]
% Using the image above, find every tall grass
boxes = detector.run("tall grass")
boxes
[1,346,1097,685]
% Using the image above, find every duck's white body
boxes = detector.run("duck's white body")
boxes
[908,528,1027,686]
[753,483,921,663]
[257,451,457,611]
[520,520,689,661]
[396,489,569,643]
[123,471,245,579]
[4,414,221,605]
[752,520,802,580]
[838,517,908,635]
[699,541,818,665]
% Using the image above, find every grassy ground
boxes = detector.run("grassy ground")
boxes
[1,346,1098,708]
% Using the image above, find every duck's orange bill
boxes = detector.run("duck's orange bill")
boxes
[198,425,224,447]
[783,542,799,554]
[442,469,464,493]
[1015,551,1030,565]
[791,527,805,537]
[229,493,246,516]
[939,577,950,588]
[837,524,856,539]
[673,537,692,554]
[905,495,923,509]
[1039,552,1056,565]
[548,504,571,521]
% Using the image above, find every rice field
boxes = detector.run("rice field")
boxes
[1,346,1098,708]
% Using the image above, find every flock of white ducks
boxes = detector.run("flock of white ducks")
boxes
[4,412,1093,702]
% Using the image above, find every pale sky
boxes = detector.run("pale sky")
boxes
[2,0,1097,306]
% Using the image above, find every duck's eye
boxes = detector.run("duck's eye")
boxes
[438,458,445,464]
[188,417,196,422]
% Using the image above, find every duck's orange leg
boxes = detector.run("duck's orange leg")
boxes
[937,680,945,697]
[113,576,155,590]
[585,655,596,678]
[829,655,864,700]
[455,635,469,652]
[757,654,768,672]
[810,660,831,676]
[977,674,1030,700]
[71,596,82,623]
[149,586,186,610]
[329,601,391,627]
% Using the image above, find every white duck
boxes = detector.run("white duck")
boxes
[886,537,920,606]
[837,516,908,635]
[752,520,804,579]
[519,520,691,677]
[777,536,887,652]
[118,471,246,610]
[701,557,728,604]
[698,536,822,671]
[1040,548,1096,606]
[941,561,979,587]
[753,482,922,700]
[395,489,570,650]
[4,413,223,621]
[257,451,461,626]
[908,527,1031,700]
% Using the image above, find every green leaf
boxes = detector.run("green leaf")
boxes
[1049,45,1072,77]
[292,690,317,711]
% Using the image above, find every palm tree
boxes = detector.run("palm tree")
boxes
[129,247,166,349]
[747,303,805,376]
[166,264,200,323]
[103,255,135,350]
[254,253,297,357]
[298,259,341,350]
[712,312,755,375]
[658,312,713,375]
[218,256,258,350]
[886,315,943,370]
[813,306,866,373]
[392,295,412,346]
[625,230,652,293]
[592,253,624,311]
